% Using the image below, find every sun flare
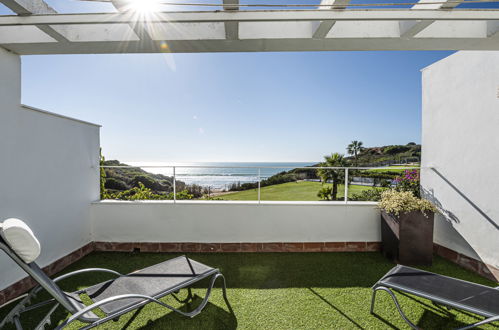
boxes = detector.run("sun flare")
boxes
[127,0,160,13]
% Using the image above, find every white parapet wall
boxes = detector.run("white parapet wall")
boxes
[0,47,101,290]
[421,51,499,270]
[91,201,380,243]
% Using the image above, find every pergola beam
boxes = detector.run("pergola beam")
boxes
[487,21,499,37]
[2,9,499,54]
[400,20,434,38]
[0,0,69,42]
[4,37,499,55]
[223,0,239,40]
[110,0,152,42]
[400,0,463,38]
[0,0,54,15]
[313,0,350,39]
[2,10,499,26]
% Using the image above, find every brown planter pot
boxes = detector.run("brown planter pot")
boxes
[381,210,434,266]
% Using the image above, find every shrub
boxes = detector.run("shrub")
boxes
[185,184,203,198]
[100,150,107,199]
[131,175,157,189]
[107,182,168,200]
[383,145,410,155]
[228,172,298,192]
[173,190,194,200]
[350,188,385,202]
[394,169,420,197]
[379,190,436,217]
[317,186,333,200]
[105,177,129,191]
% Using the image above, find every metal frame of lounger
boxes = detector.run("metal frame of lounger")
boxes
[371,265,499,330]
[0,237,231,330]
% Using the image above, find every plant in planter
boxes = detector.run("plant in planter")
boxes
[378,190,437,265]
[394,169,421,198]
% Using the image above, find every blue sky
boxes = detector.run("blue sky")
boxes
[0,0,466,162]
[21,51,453,162]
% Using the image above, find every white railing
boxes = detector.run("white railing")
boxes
[100,165,421,203]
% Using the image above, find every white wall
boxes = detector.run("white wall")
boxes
[91,202,380,243]
[0,48,101,290]
[421,51,499,269]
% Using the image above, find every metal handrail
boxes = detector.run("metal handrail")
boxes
[101,165,421,170]
[100,165,421,203]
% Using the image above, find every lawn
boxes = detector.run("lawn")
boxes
[1,252,497,329]
[216,181,375,201]
[365,165,420,174]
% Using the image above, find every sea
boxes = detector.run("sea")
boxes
[126,162,317,190]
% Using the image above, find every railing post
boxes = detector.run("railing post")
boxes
[258,168,261,204]
[344,168,349,203]
[173,166,176,204]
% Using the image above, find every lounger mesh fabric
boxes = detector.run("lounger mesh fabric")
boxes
[378,265,499,317]
[85,256,215,315]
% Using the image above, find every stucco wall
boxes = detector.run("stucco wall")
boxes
[421,51,499,270]
[0,48,101,290]
[91,202,380,243]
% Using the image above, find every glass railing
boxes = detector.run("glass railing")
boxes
[100,165,420,203]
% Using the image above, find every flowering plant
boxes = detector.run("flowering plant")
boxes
[379,190,436,218]
[394,169,420,197]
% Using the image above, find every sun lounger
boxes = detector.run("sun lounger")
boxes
[371,264,499,329]
[0,218,230,329]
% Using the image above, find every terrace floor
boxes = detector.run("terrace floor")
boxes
[1,252,498,329]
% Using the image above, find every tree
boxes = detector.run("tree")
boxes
[347,140,364,166]
[317,153,347,200]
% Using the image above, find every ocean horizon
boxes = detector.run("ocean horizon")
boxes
[126,162,318,189]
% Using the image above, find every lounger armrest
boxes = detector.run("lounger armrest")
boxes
[52,268,122,283]
[30,268,122,298]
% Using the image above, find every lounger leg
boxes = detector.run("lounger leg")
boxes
[217,272,232,313]
[456,315,499,330]
[185,272,230,318]
[34,303,60,330]
[13,315,23,330]
[172,288,193,304]
[372,287,420,330]
[370,288,377,314]
[0,286,40,329]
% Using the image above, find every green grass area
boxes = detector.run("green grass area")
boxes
[216,181,375,201]
[365,165,419,174]
[1,252,496,329]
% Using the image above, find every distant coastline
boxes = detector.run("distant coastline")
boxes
[127,162,317,189]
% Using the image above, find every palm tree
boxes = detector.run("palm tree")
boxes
[317,153,347,200]
[347,140,364,166]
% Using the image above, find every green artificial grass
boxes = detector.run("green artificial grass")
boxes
[217,181,374,201]
[0,252,497,329]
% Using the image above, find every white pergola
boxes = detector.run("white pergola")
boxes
[1,0,499,54]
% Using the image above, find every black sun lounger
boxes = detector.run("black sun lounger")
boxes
[0,218,230,330]
[371,265,499,330]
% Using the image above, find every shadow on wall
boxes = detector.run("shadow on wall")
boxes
[426,168,498,230]
[422,186,460,225]
[421,168,498,262]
